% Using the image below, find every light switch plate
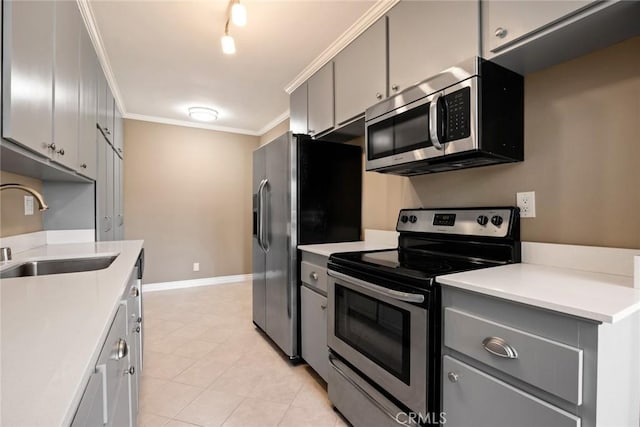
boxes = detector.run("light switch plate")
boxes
[193,262,200,272]
[24,195,34,215]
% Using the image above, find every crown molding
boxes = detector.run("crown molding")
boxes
[124,113,265,136]
[284,0,400,94]
[77,0,127,114]
[257,110,290,136]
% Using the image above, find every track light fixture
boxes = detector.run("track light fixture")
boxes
[221,0,246,55]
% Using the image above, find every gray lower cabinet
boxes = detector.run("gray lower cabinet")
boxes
[441,286,640,427]
[72,261,143,426]
[299,251,329,381]
[301,286,328,381]
[443,356,580,427]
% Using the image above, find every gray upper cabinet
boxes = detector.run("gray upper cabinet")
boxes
[52,1,81,171]
[387,0,480,95]
[96,70,110,139]
[483,0,595,55]
[78,26,98,179]
[113,106,124,157]
[2,0,55,157]
[307,62,334,137]
[289,82,308,134]
[105,89,115,140]
[334,18,386,126]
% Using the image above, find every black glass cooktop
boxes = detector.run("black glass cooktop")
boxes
[329,249,503,288]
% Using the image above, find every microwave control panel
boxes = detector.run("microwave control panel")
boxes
[445,87,471,142]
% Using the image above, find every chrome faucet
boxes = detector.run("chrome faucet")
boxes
[0,183,49,211]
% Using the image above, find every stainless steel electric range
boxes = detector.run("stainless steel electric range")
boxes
[326,207,521,426]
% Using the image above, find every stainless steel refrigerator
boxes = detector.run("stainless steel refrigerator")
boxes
[252,132,362,358]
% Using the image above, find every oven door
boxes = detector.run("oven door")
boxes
[327,270,428,416]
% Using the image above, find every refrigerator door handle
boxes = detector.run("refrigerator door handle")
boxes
[257,179,268,252]
[261,179,270,252]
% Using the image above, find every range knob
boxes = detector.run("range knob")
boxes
[409,215,418,224]
[477,215,489,226]
[491,215,504,226]
[400,215,409,224]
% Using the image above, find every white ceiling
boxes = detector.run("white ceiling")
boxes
[87,0,380,135]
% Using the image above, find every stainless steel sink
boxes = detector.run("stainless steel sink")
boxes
[0,256,117,279]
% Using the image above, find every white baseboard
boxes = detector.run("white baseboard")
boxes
[143,273,253,293]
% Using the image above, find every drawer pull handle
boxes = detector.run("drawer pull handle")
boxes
[482,336,518,359]
[310,272,318,281]
[447,371,459,383]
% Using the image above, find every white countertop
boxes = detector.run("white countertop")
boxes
[298,240,397,257]
[1,240,144,427]
[438,263,640,324]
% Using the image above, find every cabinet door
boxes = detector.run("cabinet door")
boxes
[484,0,594,54]
[289,82,308,134]
[96,70,108,135]
[97,137,114,241]
[52,0,80,170]
[2,0,54,157]
[105,88,115,140]
[114,154,124,240]
[334,18,386,125]
[307,62,334,137]
[301,286,328,381]
[78,25,98,179]
[387,1,479,95]
[113,106,124,156]
[70,371,104,427]
[442,356,580,427]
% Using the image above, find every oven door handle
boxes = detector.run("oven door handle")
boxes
[328,270,425,304]
[328,354,407,424]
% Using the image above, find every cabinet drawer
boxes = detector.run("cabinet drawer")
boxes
[301,286,328,381]
[443,356,580,427]
[301,261,327,293]
[444,307,583,405]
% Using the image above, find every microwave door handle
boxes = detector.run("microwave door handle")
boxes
[429,93,444,150]
[328,270,425,303]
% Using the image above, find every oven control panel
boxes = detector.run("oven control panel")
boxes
[397,208,518,238]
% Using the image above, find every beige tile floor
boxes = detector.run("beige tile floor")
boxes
[138,281,349,427]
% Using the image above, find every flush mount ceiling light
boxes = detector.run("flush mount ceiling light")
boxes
[188,107,218,122]
[221,0,247,55]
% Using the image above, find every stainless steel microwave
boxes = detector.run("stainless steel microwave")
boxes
[365,57,524,176]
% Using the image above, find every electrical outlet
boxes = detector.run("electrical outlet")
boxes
[516,191,536,218]
[24,195,34,215]
[193,262,200,272]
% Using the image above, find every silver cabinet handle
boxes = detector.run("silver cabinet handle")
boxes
[125,366,135,376]
[482,336,518,359]
[112,338,128,360]
[310,272,318,281]
[391,84,399,92]
[80,163,87,169]
[47,143,56,151]
[117,148,123,153]
[429,92,443,150]
[135,326,141,333]
[56,148,65,155]
[447,371,460,383]
[495,27,507,38]
[104,128,111,135]
[137,316,142,324]
[320,302,327,310]
[131,287,140,297]
[376,92,383,100]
